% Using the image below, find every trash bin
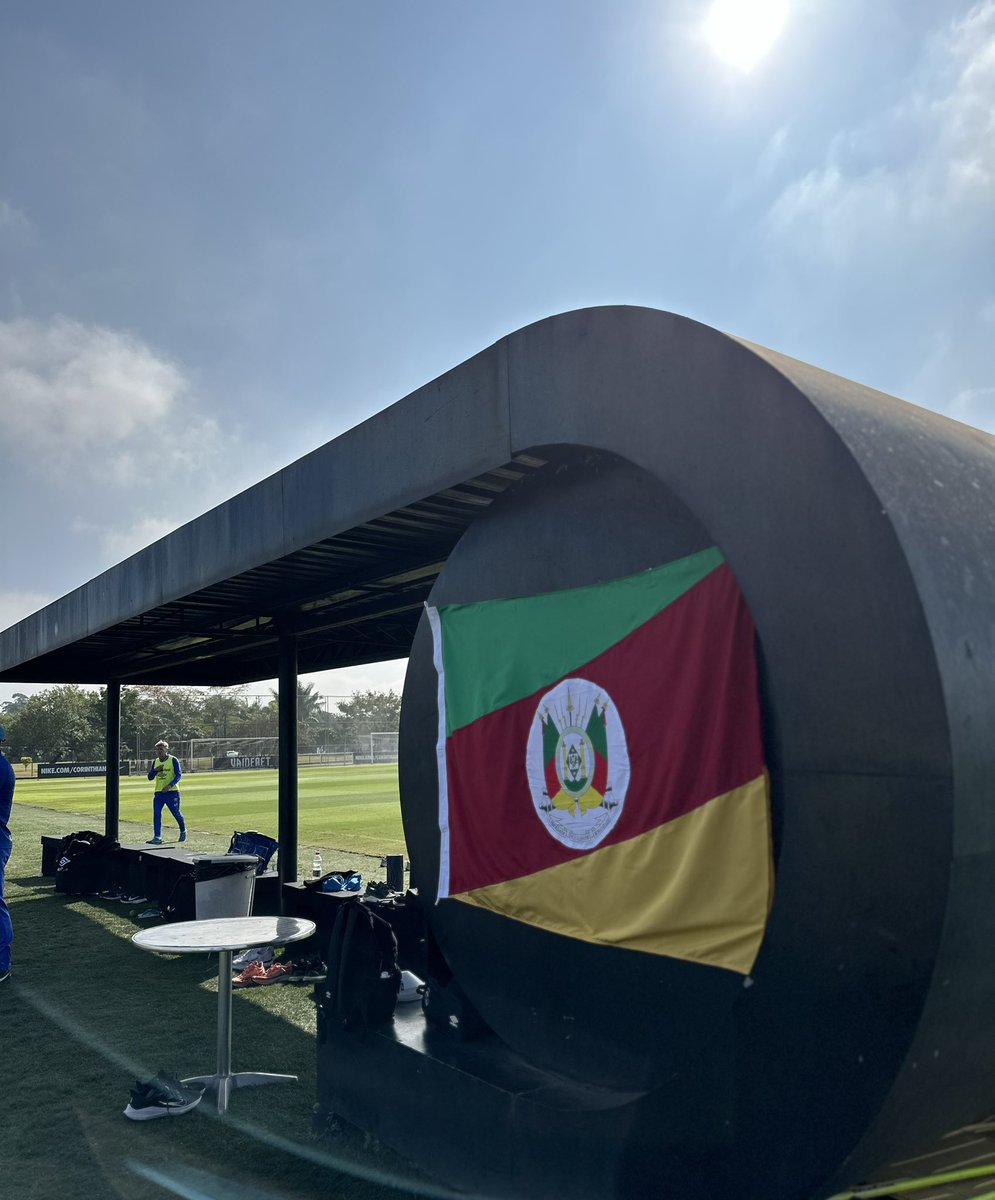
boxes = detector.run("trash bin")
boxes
[189,854,259,919]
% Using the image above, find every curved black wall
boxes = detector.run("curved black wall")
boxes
[398,307,994,1197]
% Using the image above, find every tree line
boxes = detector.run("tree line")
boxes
[0,683,401,763]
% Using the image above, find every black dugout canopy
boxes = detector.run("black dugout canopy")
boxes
[0,366,551,688]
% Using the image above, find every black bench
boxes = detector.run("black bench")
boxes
[281,879,358,958]
[282,880,426,971]
[251,870,281,915]
[42,835,278,914]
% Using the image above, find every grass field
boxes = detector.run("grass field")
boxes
[4,805,444,1200]
[14,763,407,868]
[4,776,450,1200]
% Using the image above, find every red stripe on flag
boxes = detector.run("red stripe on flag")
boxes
[444,563,764,894]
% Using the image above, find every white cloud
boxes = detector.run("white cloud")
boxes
[102,515,182,561]
[0,315,236,585]
[70,513,183,565]
[949,386,995,433]
[298,659,409,703]
[0,315,220,485]
[0,590,53,630]
[766,1,995,255]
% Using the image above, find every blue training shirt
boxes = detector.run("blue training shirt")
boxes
[0,751,14,841]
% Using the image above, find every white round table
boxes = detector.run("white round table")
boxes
[133,915,316,1114]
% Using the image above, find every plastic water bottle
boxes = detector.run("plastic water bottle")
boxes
[312,851,322,878]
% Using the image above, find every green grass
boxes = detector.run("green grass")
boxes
[4,802,449,1200]
[14,763,407,866]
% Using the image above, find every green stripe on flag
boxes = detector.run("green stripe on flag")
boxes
[436,546,724,733]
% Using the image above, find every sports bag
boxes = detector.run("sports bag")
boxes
[317,902,401,1034]
[302,868,362,892]
[54,830,119,896]
[227,830,279,874]
[320,871,363,893]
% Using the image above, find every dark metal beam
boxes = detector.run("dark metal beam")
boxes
[105,680,120,840]
[277,632,298,895]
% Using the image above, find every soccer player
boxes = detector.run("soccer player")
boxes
[146,739,187,845]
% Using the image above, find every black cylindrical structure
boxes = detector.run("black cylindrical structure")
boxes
[394,307,995,1199]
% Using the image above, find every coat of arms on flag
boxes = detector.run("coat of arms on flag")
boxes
[427,546,773,975]
[526,677,630,851]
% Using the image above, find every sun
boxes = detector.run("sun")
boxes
[703,0,788,73]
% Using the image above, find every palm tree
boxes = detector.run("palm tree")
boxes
[296,681,322,725]
[267,681,322,721]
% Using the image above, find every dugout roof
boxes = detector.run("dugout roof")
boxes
[0,442,550,686]
[0,351,553,687]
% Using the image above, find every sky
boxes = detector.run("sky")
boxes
[1,0,993,705]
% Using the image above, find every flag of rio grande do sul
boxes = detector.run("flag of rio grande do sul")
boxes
[426,547,773,975]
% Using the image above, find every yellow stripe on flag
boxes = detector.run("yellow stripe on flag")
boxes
[453,773,773,975]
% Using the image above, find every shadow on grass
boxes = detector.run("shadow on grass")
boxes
[7,863,449,1200]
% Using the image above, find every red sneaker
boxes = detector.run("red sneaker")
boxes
[258,961,294,985]
[232,959,268,988]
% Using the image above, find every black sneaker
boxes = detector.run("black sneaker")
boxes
[123,1072,205,1120]
[290,958,327,982]
[155,1069,204,1095]
[0,968,10,984]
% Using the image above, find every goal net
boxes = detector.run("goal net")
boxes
[181,736,280,772]
[366,731,399,764]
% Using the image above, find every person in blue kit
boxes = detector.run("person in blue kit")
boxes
[146,739,187,845]
[0,724,15,984]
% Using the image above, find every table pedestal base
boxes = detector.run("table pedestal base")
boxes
[131,916,317,1119]
[183,1071,299,1115]
[202,947,300,1115]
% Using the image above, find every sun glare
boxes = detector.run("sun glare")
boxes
[703,0,788,73]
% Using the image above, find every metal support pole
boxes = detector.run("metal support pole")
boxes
[216,949,233,1114]
[278,632,299,892]
[105,680,121,840]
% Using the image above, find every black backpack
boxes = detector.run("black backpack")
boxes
[317,902,401,1034]
[54,830,119,896]
[161,870,196,922]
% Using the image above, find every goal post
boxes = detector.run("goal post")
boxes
[181,736,280,772]
[368,731,399,764]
